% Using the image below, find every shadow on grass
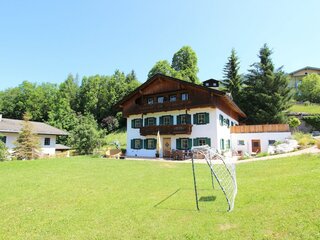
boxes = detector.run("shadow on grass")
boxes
[153,188,222,212]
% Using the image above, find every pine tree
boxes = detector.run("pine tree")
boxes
[14,113,40,160]
[222,49,243,103]
[241,44,292,124]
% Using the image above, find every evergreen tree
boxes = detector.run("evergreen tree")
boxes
[171,46,200,83]
[14,113,40,160]
[240,44,292,124]
[222,49,243,103]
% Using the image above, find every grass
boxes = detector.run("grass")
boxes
[104,128,127,148]
[0,156,320,239]
[290,103,320,114]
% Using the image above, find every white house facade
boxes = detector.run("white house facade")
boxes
[0,115,69,156]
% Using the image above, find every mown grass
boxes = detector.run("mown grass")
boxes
[290,104,320,114]
[0,155,320,239]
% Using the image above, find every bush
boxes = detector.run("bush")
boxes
[304,101,311,106]
[256,152,268,158]
[101,116,119,133]
[288,117,301,129]
[293,132,316,147]
[0,141,8,161]
[297,74,320,103]
[302,115,320,130]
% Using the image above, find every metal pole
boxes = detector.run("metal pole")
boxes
[191,155,199,211]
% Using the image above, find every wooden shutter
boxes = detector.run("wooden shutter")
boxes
[170,115,174,125]
[176,138,181,150]
[186,114,191,124]
[188,138,192,149]
[205,113,210,124]
[131,139,134,149]
[206,138,211,147]
[177,115,181,124]
[153,117,157,126]
[131,119,135,128]
[220,139,224,150]
[193,138,199,146]
[193,114,198,124]
[144,139,147,149]
[144,118,148,127]
[159,116,163,125]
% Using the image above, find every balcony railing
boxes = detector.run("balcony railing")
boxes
[140,100,192,112]
[140,124,192,136]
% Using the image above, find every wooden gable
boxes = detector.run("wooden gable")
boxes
[117,74,246,120]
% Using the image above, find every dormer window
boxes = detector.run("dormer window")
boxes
[157,96,164,103]
[169,95,177,102]
[147,97,154,105]
[181,93,189,101]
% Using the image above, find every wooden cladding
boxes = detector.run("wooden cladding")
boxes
[140,124,192,136]
[230,124,290,133]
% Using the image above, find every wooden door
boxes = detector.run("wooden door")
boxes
[251,139,261,153]
[163,138,171,158]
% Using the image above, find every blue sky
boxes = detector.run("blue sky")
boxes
[0,0,319,90]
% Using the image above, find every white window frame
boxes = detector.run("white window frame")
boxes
[181,93,188,101]
[134,139,141,149]
[181,139,189,150]
[163,116,171,125]
[198,113,205,124]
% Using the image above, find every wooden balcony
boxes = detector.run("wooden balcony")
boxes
[140,100,192,113]
[140,124,193,136]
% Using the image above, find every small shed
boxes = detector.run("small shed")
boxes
[55,144,71,157]
[230,124,291,154]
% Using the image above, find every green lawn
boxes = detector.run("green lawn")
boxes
[0,155,320,239]
[290,104,320,114]
[104,128,127,148]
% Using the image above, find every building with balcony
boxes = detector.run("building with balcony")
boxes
[117,74,246,158]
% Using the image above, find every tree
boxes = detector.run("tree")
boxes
[14,113,40,160]
[0,137,8,161]
[297,73,320,103]
[148,60,181,79]
[101,116,119,133]
[171,46,199,83]
[59,74,80,111]
[222,49,243,103]
[70,114,103,155]
[240,44,292,124]
[288,117,301,131]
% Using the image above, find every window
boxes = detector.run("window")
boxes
[177,138,192,150]
[44,138,50,146]
[132,119,142,128]
[181,93,189,101]
[219,114,224,126]
[145,117,156,126]
[220,139,225,150]
[177,114,191,125]
[157,96,164,103]
[238,140,245,146]
[268,140,276,145]
[162,116,171,125]
[131,139,142,149]
[198,113,205,124]
[226,139,231,149]
[231,121,234,127]
[145,139,156,150]
[180,115,186,124]
[193,138,211,147]
[147,97,154,105]
[194,112,209,125]
[0,136,6,144]
[198,138,207,146]
[181,139,189,150]
[169,95,177,102]
[226,119,230,128]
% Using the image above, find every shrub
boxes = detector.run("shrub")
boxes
[256,152,268,158]
[101,116,119,133]
[302,115,320,130]
[304,101,311,106]
[293,132,316,147]
[288,117,301,130]
[0,141,8,161]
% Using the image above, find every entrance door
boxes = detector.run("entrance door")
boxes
[163,138,171,158]
[251,139,261,153]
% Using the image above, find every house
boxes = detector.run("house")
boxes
[0,114,69,156]
[117,74,246,158]
[231,124,291,154]
[288,66,320,90]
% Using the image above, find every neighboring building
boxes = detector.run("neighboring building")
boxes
[231,124,291,154]
[288,66,320,90]
[0,115,68,156]
[202,78,221,90]
[117,74,246,158]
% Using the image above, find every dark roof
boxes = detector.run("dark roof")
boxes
[0,118,69,135]
[203,78,221,83]
[55,144,71,150]
[116,73,246,117]
[289,66,320,75]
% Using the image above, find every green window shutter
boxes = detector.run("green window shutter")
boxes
[188,138,192,149]
[131,119,135,128]
[219,114,223,126]
[159,116,163,125]
[193,138,199,146]
[227,119,230,128]
[153,139,156,149]
[205,112,210,124]
[177,115,181,124]
[206,138,211,147]
[186,114,191,124]
[139,139,143,149]
[176,138,181,150]
[131,139,134,149]
[170,115,174,125]
[144,118,148,127]
[193,114,198,124]
[144,139,147,149]
[220,139,225,150]
[153,117,157,126]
